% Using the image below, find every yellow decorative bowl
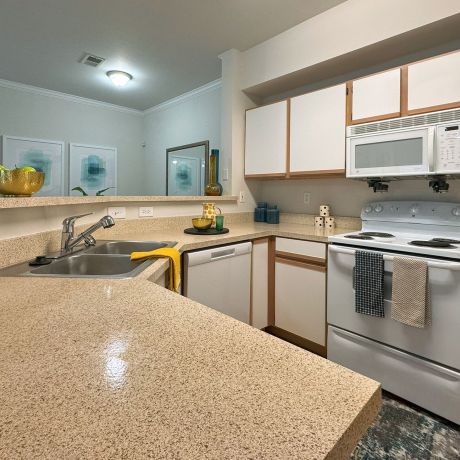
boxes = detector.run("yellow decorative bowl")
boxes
[192,217,213,230]
[0,170,45,196]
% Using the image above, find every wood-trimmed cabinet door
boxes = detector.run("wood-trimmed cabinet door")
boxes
[347,68,401,125]
[245,101,288,178]
[407,50,460,115]
[290,84,346,176]
[274,257,326,346]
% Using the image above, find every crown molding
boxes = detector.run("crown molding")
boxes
[143,79,222,115]
[0,77,222,116]
[0,78,143,116]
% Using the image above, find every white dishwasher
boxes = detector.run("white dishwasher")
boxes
[183,242,252,323]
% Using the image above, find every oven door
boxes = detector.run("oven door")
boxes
[346,127,435,178]
[327,244,460,370]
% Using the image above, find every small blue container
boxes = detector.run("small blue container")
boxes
[254,207,267,222]
[257,202,268,209]
[266,206,279,224]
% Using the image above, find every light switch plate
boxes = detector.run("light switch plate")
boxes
[222,168,229,181]
[304,192,311,205]
[108,207,126,219]
[239,191,246,203]
[138,206,154,217]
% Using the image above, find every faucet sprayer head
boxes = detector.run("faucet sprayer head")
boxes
[100,215,115,228]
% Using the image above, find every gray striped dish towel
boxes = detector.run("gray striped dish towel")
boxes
[392,257,431,328]
[354,250,385,317]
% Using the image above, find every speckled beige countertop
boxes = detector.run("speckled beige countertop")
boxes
[0,220,381,459]
[100,221,357,282]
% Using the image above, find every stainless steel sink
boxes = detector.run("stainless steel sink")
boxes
[28,254,151,278]
[0,240,177,279]
[86,240,174,255]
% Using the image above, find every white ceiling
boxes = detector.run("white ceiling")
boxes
[0,0,347,110]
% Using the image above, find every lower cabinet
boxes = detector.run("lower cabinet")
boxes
[273,238,327,351]
[274,257,326,346]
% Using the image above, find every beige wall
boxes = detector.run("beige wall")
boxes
[258,179,460,217]
[241,0,460,90]
[219,49,260,213]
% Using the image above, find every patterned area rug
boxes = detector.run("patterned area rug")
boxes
[351,393,460,460]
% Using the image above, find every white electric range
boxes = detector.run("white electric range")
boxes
[327,201,460,424]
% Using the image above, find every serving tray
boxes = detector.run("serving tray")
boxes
[184,228,229,235]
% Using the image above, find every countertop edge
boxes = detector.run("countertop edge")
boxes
[0,195,238,209]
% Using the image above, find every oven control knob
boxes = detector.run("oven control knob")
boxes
[410,204,419,215]
[452,207,460,217]
[364,205,373,213]
[374,204,383,213]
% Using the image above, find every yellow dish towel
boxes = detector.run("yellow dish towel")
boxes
[131,248,181,293]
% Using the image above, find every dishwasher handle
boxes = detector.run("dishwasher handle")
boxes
[210,248,236,260]
[185,242,252,268]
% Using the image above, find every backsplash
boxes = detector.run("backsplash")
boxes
[258,178,460,217]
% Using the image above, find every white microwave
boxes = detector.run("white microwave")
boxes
[346,111,460,178]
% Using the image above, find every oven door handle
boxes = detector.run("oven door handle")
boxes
[329,245,460,271]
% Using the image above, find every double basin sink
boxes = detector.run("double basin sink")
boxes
[2,240,177,279]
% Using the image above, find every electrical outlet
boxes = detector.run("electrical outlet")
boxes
[107,207,126,219]
[304,192,311,205]
[239,190,246,203]
[222,168,229,181]
[138,206,154,217]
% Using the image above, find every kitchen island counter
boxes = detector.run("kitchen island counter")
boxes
[0,275,380,459]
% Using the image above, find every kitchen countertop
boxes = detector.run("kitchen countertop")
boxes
[104,221,353,282]
[0,221,381,459]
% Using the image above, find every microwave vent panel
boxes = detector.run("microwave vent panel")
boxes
[349,108,460,135]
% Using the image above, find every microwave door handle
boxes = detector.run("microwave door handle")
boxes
[427,126,436,173]
[329,245,460,271]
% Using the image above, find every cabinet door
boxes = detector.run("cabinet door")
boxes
[350,68,401,123]
[275,258,326,345]
[251,239,269,329]
[408,51,460,114]
[290,84,346,175]
[245,101,287,177]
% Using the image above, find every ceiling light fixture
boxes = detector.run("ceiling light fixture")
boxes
[106,70,133,87]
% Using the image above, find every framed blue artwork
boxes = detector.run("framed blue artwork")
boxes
[1,135,65,196]
[69,143,117,196]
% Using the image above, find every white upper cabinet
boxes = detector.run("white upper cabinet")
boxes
[408,51,460,113]
[350,68,401,122]
[290,84,346,173]
[245,101,287,176]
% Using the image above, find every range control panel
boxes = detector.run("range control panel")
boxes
[437,123,460,173]
[361,201,460,226]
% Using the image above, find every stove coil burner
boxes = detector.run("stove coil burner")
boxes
[344,235,374,240]
[359,232,395,238]
[410,240,456,248]
[431,238,460,244]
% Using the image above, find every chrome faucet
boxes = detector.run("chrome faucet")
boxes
[60,213,115,254]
